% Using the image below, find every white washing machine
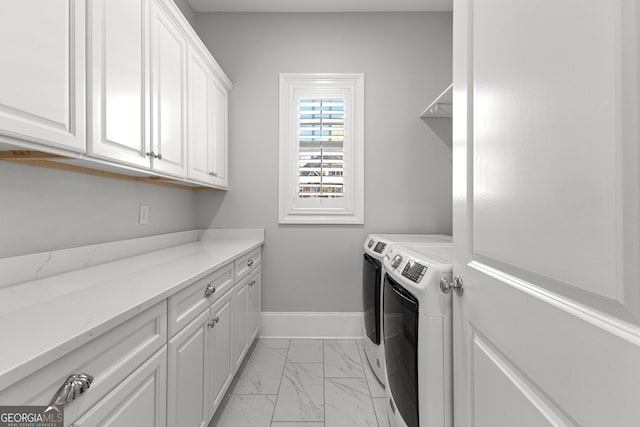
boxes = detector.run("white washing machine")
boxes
[362,234,452,386]
[382,242,453,427]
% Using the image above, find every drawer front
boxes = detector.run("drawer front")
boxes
[0,302,167,425]
[234,248,261,282]
[168,263,234,337]
[72,346,167,427]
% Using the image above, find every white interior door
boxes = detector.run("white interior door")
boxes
[452,1,640,426]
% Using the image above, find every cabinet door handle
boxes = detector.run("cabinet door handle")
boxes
[214,316,220,324]
[204,284,216,297]
[247,259,254,267]
[48,373,94,409]
[207,319,216,328]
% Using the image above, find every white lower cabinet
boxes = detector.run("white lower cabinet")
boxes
[205,290,233,418]
[0,246,262,427]
[72,348,167,427]
[232,277,250,370]
[168,288,234,427]
[248,266,262,341]
[233,264,262,371]
[167,310,209,427]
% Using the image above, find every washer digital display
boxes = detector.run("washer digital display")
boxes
[402,260,427,283]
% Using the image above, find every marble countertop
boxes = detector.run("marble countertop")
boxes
[0,233,263,391]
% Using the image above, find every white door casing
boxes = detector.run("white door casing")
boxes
[452,0,640,426]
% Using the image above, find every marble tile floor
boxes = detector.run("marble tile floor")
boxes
[210,338,389,427]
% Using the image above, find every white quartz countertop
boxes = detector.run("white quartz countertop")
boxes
[0,235,263,391]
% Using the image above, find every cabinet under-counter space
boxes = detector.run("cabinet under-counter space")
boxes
[0,229,264,427]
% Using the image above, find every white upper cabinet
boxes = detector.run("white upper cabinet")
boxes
[187,48,215,184]
[0,0,86,152]
[88,0,151,168]
[0,0,231,188]
[150,0,188,178]
[211,79,229,188]
[187,46,230,188]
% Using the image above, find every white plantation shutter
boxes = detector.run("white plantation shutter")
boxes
[298,98,345,198]
[279,73,364,224]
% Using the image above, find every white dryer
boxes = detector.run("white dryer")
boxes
[362,234,451,387]
[382,242,453,427]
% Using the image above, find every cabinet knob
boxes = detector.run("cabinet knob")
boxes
[48,373,94,409]
[247,259,254,267]
[156,153,162,160]
[146,151,154,158]
[215,316,220,324]
[207,319,216,328]
[204,284,216,297]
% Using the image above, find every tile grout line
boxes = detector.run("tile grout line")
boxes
[358,341,383,427]
[269,339,291,425]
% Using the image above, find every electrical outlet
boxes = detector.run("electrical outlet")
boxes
[139,205,149,225]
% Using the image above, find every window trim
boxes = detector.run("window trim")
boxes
[279,73,364,224]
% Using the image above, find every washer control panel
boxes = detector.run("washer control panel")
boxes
[402,259,428,283]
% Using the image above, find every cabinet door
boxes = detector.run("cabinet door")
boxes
[187,47,214,184]
[248,267,261,341]
[211,80,229,188]
[150,0,188,178]
[205,290,233,420]
[232,279,249,370]
[87,0,150,168]
[0,0,85,152]
[167,310,209,427]
[72,348,167,427]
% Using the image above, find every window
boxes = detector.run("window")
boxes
[279,73,364,224]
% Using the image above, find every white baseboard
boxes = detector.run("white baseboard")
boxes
[260,312,365,339]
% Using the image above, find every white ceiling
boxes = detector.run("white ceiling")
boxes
[188,0,453,13]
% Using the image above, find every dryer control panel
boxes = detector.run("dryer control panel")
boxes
[402,259,427,283]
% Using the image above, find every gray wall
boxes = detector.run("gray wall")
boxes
[0,162,196,258]
[194,12,453,312]
[172,0,197,27]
